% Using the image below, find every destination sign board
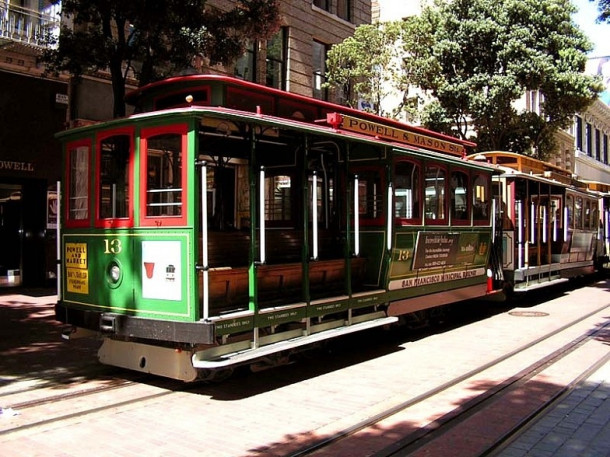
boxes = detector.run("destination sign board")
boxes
[338,114,466,156]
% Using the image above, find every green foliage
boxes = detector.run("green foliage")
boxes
[41,0,280,117]
[593,0,610,22]
[325,21,403,116]
[407,0,603,158]
[326,0,603,159]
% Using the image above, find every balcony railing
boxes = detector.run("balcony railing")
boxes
[0,1,61,49]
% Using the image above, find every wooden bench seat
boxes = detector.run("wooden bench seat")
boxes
[200,229,363,315]
[203,257,366,315]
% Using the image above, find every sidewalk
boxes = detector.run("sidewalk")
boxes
[494,361,610,457]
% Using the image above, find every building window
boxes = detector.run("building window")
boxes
[337,0,352,21]
[312,40,328,100]
[586,122,592,156]
[266,28,287,90]
[604,134,608,164]
[595,129,601,161]
[313,0,330,11]
[234,40,256,82]
[575,116,583,151]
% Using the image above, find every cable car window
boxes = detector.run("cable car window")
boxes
[425,165,446,222]
[566,194,574,229]
[308,173,329,226]
[450,170,469,222]
[584,199,591,229]
[265,173,293,224]
[145,134,183,217]
[67,140,90,225]
[590,200,598,231]
[575,196,583,229]
[473,174,489,223]
[357,170,383,222]
[550,197,562,236]
[98,133,131,220]
[394,160,420,222]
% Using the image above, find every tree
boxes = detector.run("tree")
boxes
[325,0,602,159]
[405,0,602,158]
[324,22,403,116]
[592,0,610,22]
[41,0,280,117]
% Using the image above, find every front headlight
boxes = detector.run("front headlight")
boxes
[107,261,122,287]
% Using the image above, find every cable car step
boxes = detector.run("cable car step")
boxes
[192,314,398,369]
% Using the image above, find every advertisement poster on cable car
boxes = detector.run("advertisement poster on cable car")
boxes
[141,240,182,301]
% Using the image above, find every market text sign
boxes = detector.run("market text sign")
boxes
[340,115,465,156]
[65,242,89,294]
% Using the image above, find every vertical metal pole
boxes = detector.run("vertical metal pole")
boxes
[259,167,266,264]
[312,171,318,260]
[553,201,557,242]
[353,175,359,256]
[564,206,568,241]
[517,200,523,269]
[112,183,117,218]
[542,206,547,243]
[387,183,393,251]
[200,162,209,320]
[56,181,61,300]
[491,198,496,239]
[530,201,535,243]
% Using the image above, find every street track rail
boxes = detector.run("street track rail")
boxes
[0,375,195,437]
[287,302,610,457]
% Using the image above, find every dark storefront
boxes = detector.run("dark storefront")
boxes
[0,70,67,288]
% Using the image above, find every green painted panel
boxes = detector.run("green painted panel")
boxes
[62,229,197,322]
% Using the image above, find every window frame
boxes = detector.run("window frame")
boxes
[94,127,135,228]
[450,168,470,226]
[263,169,297,228]
[266,27,288,90]
[393,158,422,226]
[336,0,352,22]
[312,40,328,101]
[472,173,491,226]
[64,138,92,228]
[424,163,448,226]
[353,165,385,227]
[139,124,189,227]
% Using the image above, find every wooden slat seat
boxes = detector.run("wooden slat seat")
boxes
[200,229,364,315]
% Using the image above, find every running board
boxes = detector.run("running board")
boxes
[514,277,569,292]
[192,314,398,369]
